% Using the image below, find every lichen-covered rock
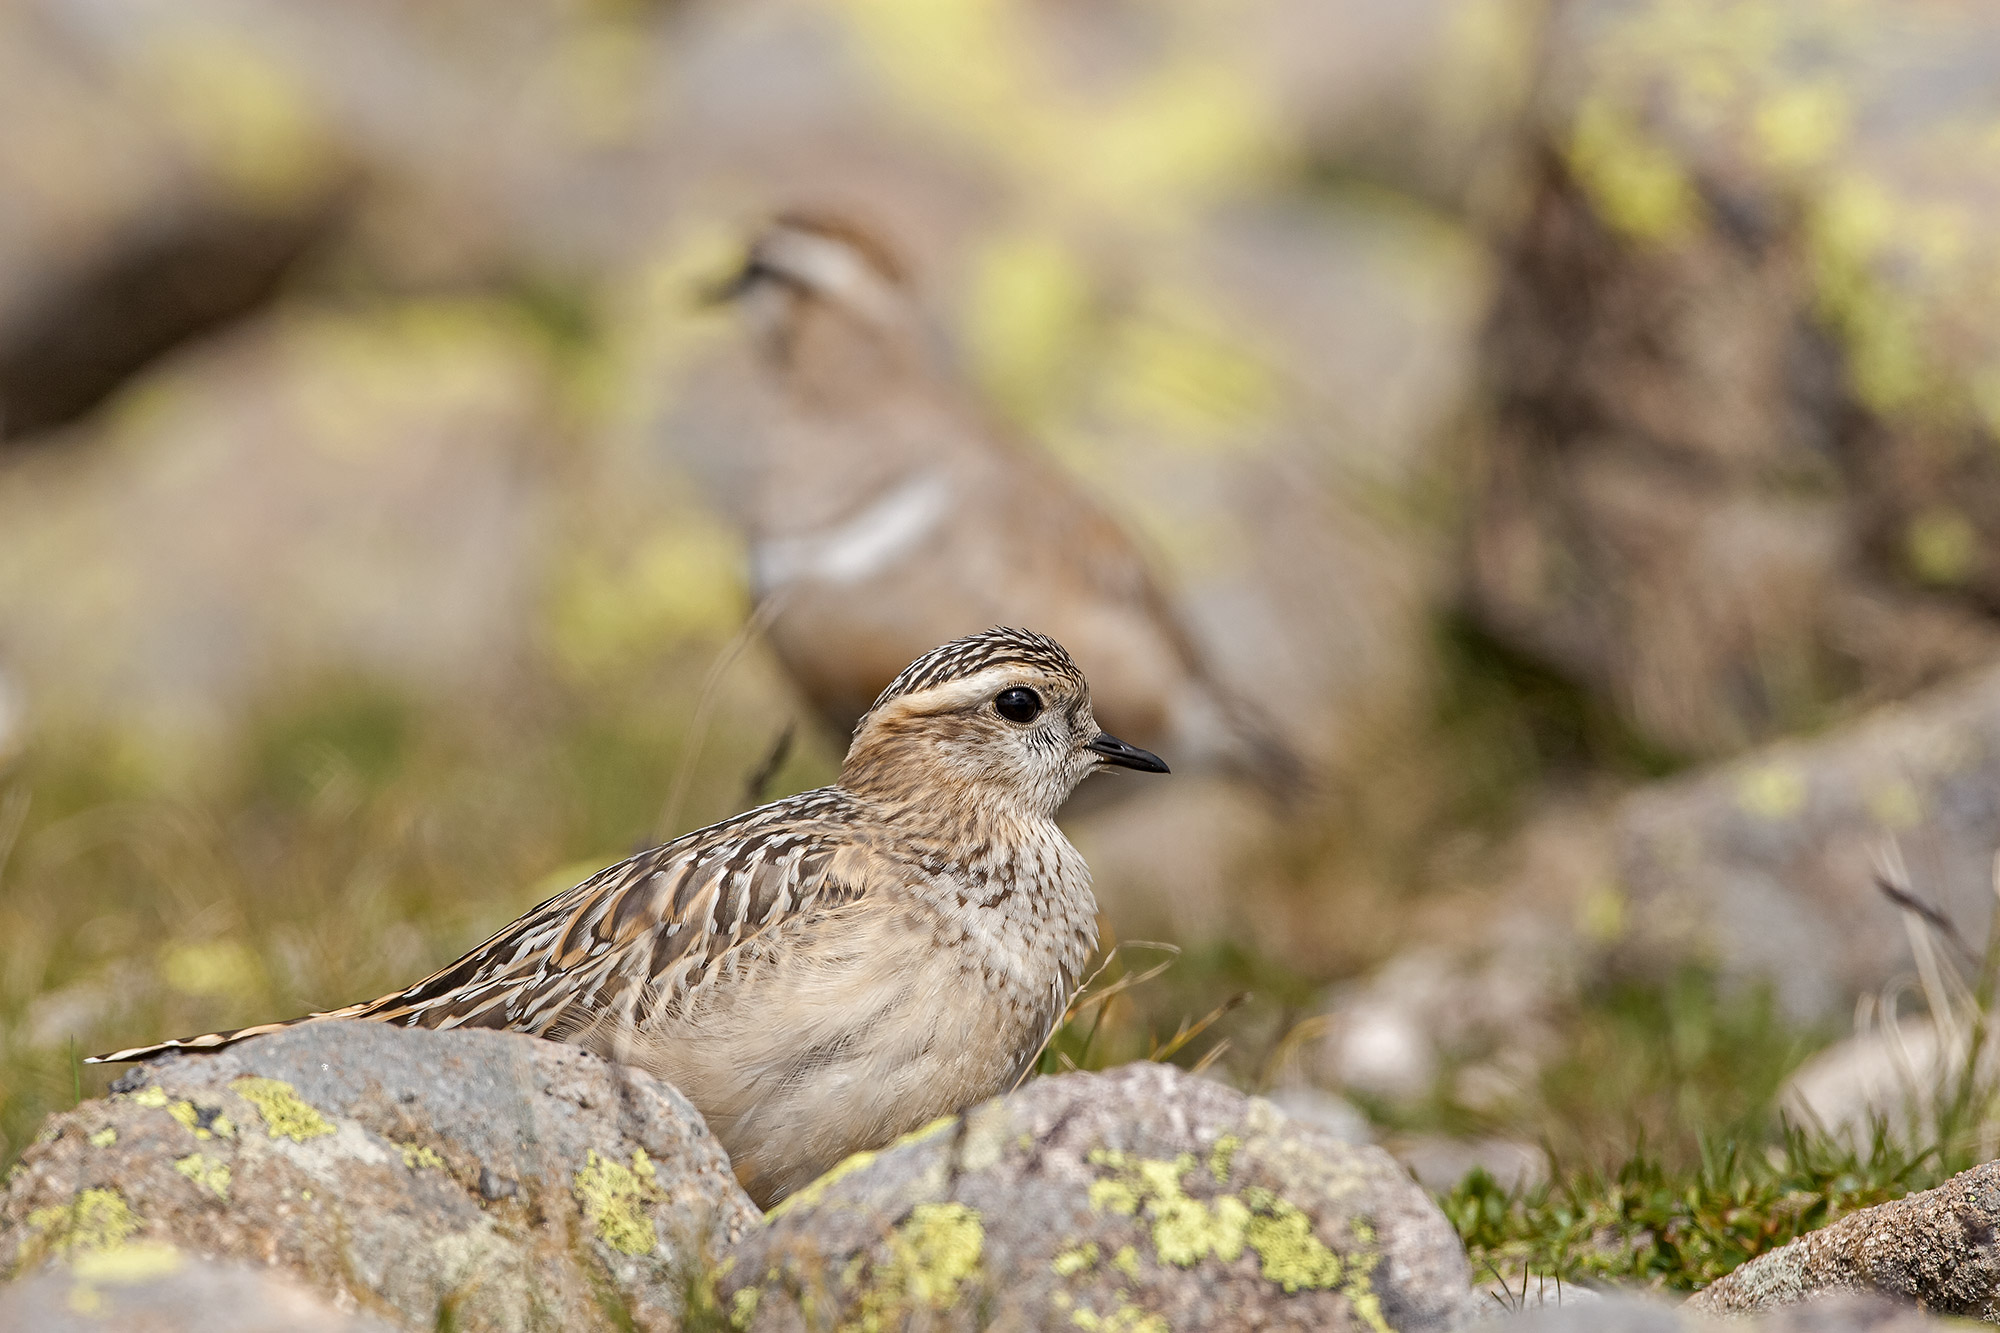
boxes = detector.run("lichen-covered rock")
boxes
[722,1063,1472,1333]
[0,1248,398,1332]
[1686,1159,2000,1318]
[0,1022,758,1331]
[1468,0,2000,758]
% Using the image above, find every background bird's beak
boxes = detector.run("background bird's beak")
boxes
[1086,732,1170,773]
[697,258,763,307]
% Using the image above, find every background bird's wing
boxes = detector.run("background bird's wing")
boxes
[91,795,876,1062]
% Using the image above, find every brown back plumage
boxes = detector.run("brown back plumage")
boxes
[89,788,877,1064]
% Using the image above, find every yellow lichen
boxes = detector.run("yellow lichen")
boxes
[173,1153,232,1200]
[128,1087,169,1109]
[843,1202,984,1333]
[1111,1245,1141,1280]
[729,1285,761,1330]
[230,1077,333,1142]
[162,1099,234,1140]
[1240,1187,1389,1332]
[1081,1147,1390,1323]
[1736,762,1807,819]
[1052,1241,1099,1277]
[767,1117,958,1220]
[1087,1176,1139,1216]
[767,1149,879,1222]
[399,1142,445,1170]
[573,1148,661,1256]
[1086,1149,1247,1267]
[1240,1188,1342,1292]
[1567,95,1701,242]
[26,1189,142,1255]
[88,1128,117,1148]
[1207,1134,1241,1183]
[1069,1298,1169,1333]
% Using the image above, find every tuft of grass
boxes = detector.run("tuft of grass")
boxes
[1450,851,2000,1293]
[1445,1116,1959,1292]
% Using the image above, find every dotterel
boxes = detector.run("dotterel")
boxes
[93,628,1167,1207]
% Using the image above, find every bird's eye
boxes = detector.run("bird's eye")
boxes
[994,687,1043,724]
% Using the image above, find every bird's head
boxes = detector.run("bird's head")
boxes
[710,212,921,369]
[839,628,1169,820]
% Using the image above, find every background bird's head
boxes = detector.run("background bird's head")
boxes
[839,628,1168,820]
[712,212,925,386]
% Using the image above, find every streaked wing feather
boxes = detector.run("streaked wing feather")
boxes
[89,787,875,1063]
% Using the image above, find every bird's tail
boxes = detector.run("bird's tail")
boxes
[86,1001,378,1064]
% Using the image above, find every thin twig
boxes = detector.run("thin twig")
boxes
[656,591,790,841]
[1875,871,1981,969]
[741,723,796,809]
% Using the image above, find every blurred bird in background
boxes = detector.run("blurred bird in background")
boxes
[714,213,1307,800]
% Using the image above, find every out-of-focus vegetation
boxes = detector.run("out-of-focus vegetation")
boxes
[0,660,836,1164]
[1451,887,2000,1294]
[1447,1120,1960,1295]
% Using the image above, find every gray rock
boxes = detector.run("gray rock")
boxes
[0,1250,397,1333]
[1262,1085,1375,1146]
[1468,0,2000,759]
[722,1062,1473,1333]
[0,1022,757,1332]
[0,307,554,768]
[1391,1136,1548,1195]
[1611,662,2000,1022]
[1779,1018,1983,1148]
[1686,1159,2000,1318]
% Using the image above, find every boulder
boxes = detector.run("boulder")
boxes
[0,304,556,770]
[0,1022,758,1332]
[1610,662,2000,1021]
[0,3,348,442]
[722,1062,1473,1333]
[1686,1158,2000,1319]
[1467,0,2000,759]
[0,1250,397,1333]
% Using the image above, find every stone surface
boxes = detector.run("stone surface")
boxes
[1780,1018,1981,1148]
[1608,662,2000,1021]
[0,1250,397,1333]
[1493,1292,1944,1332]
[0,1022,758,1332]
[1686,1159,2000,1318]
[722,1062,1472,1333]
[1390,1136,1548,1195]
[0,306,556,768]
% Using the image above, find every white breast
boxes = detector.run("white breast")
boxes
[752,471,954,592]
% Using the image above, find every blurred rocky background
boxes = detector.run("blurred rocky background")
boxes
[6,0,2000,1289]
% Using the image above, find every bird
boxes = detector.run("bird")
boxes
[92,628,1169,1208]
[708,211,1305,797]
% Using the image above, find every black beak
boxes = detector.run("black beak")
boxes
[1086,732,1170,774]
[697,257,768,307]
